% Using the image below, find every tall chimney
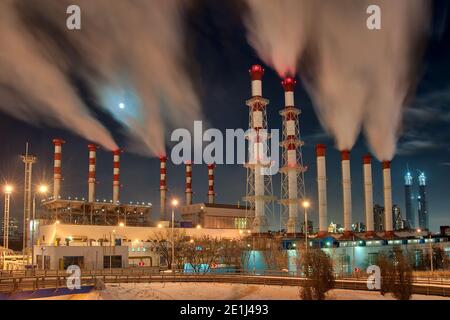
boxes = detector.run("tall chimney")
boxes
[88,144,98,203]
[160,156,167,221]
[185,161,193,205]
[207,164,215,204]
[52,139,65,199]
[363,154,375,236]
[113,149,122,204]
[316,144,328,236]
[383,161,394,237]
[282,76,301,234]
[248,64,269,233]
[341,150,353,237]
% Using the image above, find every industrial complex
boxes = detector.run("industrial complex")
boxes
[1,65,449,274]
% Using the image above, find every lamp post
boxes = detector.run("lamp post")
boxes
[3,185,13,250]
[171,198,179,272]
[302,200,310,253]
[31,184,48,266]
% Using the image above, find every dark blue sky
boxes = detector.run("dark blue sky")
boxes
[0,0,449,232]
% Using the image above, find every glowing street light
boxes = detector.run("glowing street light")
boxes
[302,200,310,252]
[119,222,125,228]
[170,198,179,272]
[4,185,13,194]
[32,184,49,265]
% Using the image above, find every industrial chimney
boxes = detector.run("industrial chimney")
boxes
[247,64,269,233]
[88,144,98,203]
[52,139,65,199]
[207,164,215,204]
[383,161,395,237]
[160,156,167,221]
[341,150,353,237]
[113,149,122,204]
[363,154,375,236]
[185,161,193,205]
[316,144,328,236]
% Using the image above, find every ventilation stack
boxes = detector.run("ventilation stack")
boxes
[88,144,98,203]
[52,139,65,200]
[207,164,215,204]
[341,150,353,237]
[316,144,328,237]
[244,64,275,233]
[185,161,193,205]
[280,76,306,234]
[383,161,395,237]
[113,149,122,204]
[160,156,168,221]
[363,154,375,237]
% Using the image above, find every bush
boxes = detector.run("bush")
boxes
[378,246,413,300]
[299,249,335,300]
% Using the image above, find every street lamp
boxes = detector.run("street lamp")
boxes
[302,200,310,252]
[3,184,13,250]
[171,198,179,272]
[31,184,48,266]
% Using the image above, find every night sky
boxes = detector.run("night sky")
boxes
[0,0,449,233]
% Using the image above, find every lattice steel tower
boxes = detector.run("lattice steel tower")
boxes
[244,65,275,233]
[279,77,307,234]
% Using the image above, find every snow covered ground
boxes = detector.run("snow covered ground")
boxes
[34,283,450,300]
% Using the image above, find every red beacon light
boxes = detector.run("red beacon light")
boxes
[282,76,297,92]
[249,64,264,80]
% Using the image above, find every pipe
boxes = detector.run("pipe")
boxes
[113,149,122,204]
[185,161,192,205]
[341,150,352,236]
[160,156,167,221]
[316,144,328,235]
[383,161,394,236]
[88,144,98,203]
[52,139,65,199]
[363,154,375,236]
[208,164,215,204]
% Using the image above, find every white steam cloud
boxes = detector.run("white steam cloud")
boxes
[244,0,430,160]
[0,0,203,157]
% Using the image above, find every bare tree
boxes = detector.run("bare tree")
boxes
[148,229,188,270]
[298,248,335,300]
[378,246,413,300]
[184,236,222,274]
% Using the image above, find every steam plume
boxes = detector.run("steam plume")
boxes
[244,0,430,160]
[0,0,203,156]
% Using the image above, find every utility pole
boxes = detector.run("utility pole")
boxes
[21,143,36,254]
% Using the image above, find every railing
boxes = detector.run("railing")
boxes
[0,268,449,297]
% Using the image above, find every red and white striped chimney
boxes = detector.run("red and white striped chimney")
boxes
[341,150,353,236]
[113,149,122,204]
[363,154,375,236]
[160,156,167,220]
[208,164,215,204]
[316,144,328,236]
[52,139,65,199]
[382,161,394,237]
[250,64,264,97]
[185,161,193,205]
[88,144,98,203]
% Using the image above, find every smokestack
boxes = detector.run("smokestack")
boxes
[185,161,193,205]
[341,150,353,237]
[88,144,98,203]
[316,144,328,236]
[282,76,301,234]
[52,139,65,199]
[363,154,375,236]
[113,149,122,204]
[249,64,268,233]
[383,161,394,237]
[208,164,215,204]
[160,156,167,221]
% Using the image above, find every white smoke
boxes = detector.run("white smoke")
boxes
[0,0,203,157]
[244,0,430,160]
[0,0,117,150]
